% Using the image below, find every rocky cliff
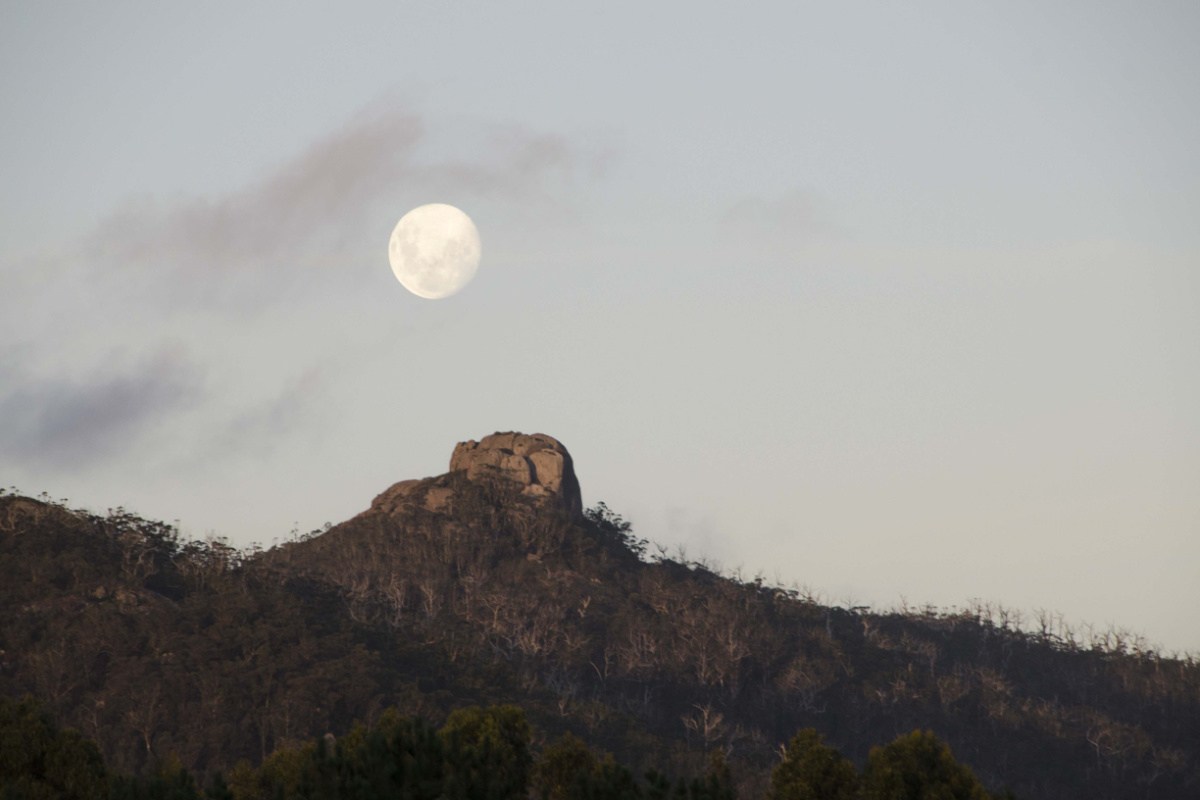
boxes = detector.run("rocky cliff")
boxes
[371,432,582,517]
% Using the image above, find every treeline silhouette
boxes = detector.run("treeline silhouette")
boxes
[3,694,1012,799]
[0,482,1196,799]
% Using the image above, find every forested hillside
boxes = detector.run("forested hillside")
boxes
[1,480,1196,799]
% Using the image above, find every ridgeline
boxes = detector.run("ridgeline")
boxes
[1,433,1196,798]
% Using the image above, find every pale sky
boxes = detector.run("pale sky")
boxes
[2,2,1197,651]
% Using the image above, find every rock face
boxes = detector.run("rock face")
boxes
[371,432,582,517]
[450,432,581,515]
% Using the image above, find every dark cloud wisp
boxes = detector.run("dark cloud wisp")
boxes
[0,348,203,471]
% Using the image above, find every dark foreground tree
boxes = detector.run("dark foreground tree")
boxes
[768,729,858,800]
[861,730,989,800]
[440,704,533,800]
[0,695,108,800]
[535,733,600,800]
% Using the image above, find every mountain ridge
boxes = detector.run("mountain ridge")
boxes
[1,433,1196,799]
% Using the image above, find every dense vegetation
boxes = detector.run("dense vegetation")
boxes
[2,694,1010,799]
[1,481,1196,798]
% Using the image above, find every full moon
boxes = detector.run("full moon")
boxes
[388,203,481,299]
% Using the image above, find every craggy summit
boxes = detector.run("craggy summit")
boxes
[370,432,582,517]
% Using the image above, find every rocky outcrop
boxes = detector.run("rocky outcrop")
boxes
[370,432,582,517]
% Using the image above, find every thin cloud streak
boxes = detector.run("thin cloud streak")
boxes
[90,109,424,271]
[718,190,829,237]
[82,104,612,306]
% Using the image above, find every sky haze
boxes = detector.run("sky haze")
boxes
[2,1,1197,651]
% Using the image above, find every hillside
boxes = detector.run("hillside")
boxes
[1,433,1197,799]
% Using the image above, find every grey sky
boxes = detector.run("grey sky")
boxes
[2,1,1197,651]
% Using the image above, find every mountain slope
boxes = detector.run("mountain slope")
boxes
[1,435,1196,799]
